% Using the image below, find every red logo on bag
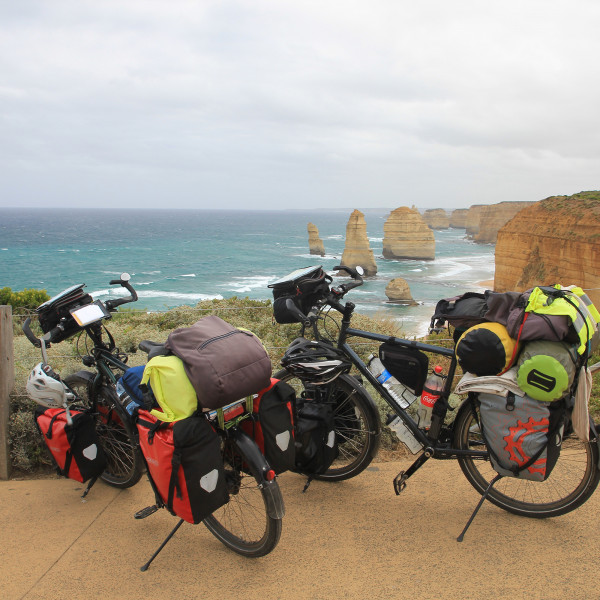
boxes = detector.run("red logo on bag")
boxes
[503,416,549,477]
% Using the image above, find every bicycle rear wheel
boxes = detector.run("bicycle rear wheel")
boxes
[274,369,381,481]
[453,399,600,518]
[203,431,283,557]
[65,374,143,489]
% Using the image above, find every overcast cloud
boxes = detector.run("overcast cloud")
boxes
[1,0,599,210]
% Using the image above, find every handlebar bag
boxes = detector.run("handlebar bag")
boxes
[136,410,229,524]
[34,406,107,483]
[240,379,296,474]
[268,266,332,324]
[477,392,566,481]
[164,316,272,410]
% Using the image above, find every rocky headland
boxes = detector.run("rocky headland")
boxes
[423,208,450,229]
[382,206,435,260]
[494,191,600,306]
[340,209,378,276]
[474,201,535,244]
[465,204,486,237]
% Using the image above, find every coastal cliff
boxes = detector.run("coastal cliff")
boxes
[341,209,378,276]
[423,209,449,229]
[465,204,486,237]
[474,201,535,244]
[307,222,325,256]
[494,191,600,307]
[382,207,435,260]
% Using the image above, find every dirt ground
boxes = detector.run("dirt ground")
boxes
[2,456,599,600]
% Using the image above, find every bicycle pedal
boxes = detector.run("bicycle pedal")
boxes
[393,471,408,495]
[134,505,159,519]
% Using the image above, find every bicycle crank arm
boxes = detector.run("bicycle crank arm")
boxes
[393,451,432,495]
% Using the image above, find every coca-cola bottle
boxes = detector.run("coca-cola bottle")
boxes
[416,366,445,430]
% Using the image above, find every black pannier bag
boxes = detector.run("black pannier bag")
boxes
[241,379,296,474]
[268,265,333,324]
[379,343,429,395]
[294,399,338,475]
[35,284,95,343]
[136,411,229,524]
[477,392,566,481]
[34,406,107,483]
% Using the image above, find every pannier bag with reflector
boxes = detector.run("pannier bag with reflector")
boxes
[241,379,296,474]
[477,392,565,482]
[136,410,229,524]
[34,406,107,483]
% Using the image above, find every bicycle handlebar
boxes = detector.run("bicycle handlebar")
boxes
[105,277,138,311]
[22,318,41,347]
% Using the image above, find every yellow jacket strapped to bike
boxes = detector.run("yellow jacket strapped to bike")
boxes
[141,355,198,422]
[525,285,600,355]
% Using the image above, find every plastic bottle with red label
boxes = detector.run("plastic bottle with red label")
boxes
[416,366,445,430]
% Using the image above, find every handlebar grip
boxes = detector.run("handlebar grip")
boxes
[285,298,310,325]
[22,318,42,348]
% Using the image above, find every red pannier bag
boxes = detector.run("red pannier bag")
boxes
[34,406,107,483]
[136,410,229,524]
[241,379,296,475]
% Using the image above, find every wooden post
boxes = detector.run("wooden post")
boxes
[0,306,14,479]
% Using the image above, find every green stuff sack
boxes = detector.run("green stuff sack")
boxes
[456,322,519,376]
[516,340,578,402]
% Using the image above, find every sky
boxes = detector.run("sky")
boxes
[1,0,599,211]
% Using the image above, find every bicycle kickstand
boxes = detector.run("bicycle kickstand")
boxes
[140,518,185,572]
[457,473,503,542]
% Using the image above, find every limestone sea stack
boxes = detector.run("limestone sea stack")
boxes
[385,278,417,305]
[423,208,450,229]
[450,209,468,229]
[382,207,435,260]
[340,209,378,276]
[465,204,486,237]
[307,222,325,256]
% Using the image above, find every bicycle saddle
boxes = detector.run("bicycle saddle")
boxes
[138,340,171,360]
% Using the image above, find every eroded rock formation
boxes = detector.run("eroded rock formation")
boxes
[474,201,535,244]
[385,278,417,305]
[465,204,486,237]
[423,209,449,229]
[450,209,468,229]
[307,222,325,256]
[382,207,435,260]
[340,209,378,276]
[494,191,600,307]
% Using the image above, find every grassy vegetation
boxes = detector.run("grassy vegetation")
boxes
[10,296,600,474]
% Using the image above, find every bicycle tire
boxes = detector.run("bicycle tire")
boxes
[64,374,143,489]
[273,369,381,481]
[203,433,283,557]
[453,398,600,518]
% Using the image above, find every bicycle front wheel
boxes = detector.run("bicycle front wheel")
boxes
[453,399,600,518]
[203,432,283,557]
[65,374,143,489]
[274,369,381,481]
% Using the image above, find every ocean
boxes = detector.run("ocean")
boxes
[0,208,495,337]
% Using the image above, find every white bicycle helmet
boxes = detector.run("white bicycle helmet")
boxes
[26,363,67,408]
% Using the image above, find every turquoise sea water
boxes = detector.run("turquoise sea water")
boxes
[0,208,495,337]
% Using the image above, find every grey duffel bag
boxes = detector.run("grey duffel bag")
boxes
[165,315,272,409]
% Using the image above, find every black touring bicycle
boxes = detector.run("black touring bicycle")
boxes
[269,264,600,538]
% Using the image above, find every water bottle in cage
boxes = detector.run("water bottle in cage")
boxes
[416,366,446,430]
[367,354,417,409]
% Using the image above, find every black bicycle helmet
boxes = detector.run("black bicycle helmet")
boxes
[281,337,351,384]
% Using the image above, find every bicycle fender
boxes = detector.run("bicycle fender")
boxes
[230,428,286,520]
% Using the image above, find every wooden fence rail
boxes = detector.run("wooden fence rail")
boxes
[0,306,14,480]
